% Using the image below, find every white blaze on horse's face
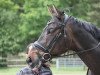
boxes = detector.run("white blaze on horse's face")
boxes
[28,44,46,58]
[27,45,39,60]
[29,45,33,50]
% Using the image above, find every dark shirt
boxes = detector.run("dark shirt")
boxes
[16,66,52,75]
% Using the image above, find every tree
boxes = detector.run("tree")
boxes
[0,0,21,67]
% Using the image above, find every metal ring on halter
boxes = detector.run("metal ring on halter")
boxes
[42,53,51,61]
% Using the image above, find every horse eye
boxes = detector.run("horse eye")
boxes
[47,28,54,34]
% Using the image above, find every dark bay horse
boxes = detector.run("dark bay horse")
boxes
[27,5,100,75]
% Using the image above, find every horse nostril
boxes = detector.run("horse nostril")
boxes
[26,57,32,63]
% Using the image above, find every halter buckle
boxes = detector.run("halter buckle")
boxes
[42,53,51,61]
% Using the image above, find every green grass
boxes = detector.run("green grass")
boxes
[0,67,87,75]
[51,67,87,75]
[0,67,20,75]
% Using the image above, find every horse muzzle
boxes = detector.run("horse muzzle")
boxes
[26,53,51,69]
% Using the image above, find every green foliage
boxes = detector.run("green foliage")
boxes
[0,0,21,54]
[0,0,100,56]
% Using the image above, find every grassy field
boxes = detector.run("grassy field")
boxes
[0,67,87,75]
[51,67,87,75]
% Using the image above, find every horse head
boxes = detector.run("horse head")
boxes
[27,5,100,75]
[33,5,77,58]
[26,5,76,69]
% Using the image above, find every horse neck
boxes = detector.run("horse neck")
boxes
[64,17,100,75]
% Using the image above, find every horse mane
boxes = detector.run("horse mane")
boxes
[66,16,98,50]
[67,16,99,39]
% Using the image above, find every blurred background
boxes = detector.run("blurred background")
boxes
[0,0,99,75]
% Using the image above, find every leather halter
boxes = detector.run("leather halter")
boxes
[33,14,70,53]
[33,14,100,58]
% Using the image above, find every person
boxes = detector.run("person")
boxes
[16,43,52,75]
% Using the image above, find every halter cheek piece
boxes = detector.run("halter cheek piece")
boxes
[33,14,70,61]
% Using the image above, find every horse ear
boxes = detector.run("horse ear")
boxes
[47,5,65,21]
[47,5,61,17]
